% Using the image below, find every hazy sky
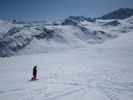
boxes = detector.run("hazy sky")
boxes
[0,0,133,21]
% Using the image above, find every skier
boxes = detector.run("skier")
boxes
[32,66,37,80]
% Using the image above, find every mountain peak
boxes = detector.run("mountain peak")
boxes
[99,8,133,20]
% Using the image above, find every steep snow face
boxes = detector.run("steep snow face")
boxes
[0,20,21,36]
[0,30,133,100]
[0,15,133,57]
[17,25,87,55]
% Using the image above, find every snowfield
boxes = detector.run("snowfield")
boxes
[0,31,133,100]
[0,14,133,100]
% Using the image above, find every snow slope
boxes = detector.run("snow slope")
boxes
[0,31,133,100]
[1,15,133,57]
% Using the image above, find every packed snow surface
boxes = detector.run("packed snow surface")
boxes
[0,31,133,100]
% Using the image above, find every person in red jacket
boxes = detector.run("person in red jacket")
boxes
[32,66,37,80]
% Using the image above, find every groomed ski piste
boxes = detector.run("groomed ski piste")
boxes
[0,30,133,100]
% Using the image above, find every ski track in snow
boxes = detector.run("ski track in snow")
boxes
[0,72,133,100]
[0,60,133,100]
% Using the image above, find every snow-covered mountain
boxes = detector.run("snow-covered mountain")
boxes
[0,9,133,57]
[99,8,133,19]
[0,8,133,100]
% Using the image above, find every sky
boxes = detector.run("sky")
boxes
[0,0,133,21]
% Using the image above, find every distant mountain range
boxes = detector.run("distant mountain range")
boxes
[0,8,133,57]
